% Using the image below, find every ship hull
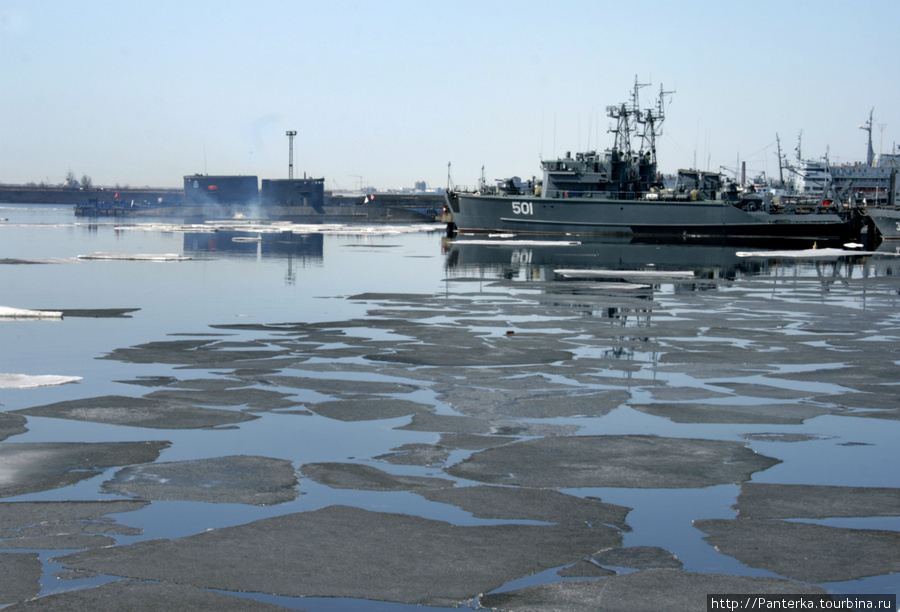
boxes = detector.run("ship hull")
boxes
[446,192,859,243]
[867,208,900,240]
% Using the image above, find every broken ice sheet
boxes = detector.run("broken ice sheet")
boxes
[76,252,190,261]
[0,306,62,319]
[0,441,169,498]
[55,505,618,607]
[15,395,259,429]
[101,455,299,506]
[0,373,82,388]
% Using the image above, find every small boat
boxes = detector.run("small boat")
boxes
[445,80,863,245]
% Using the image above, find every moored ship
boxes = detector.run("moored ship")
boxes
[866,208,900,240]
[445,81,863,245]
[864,164,900,240]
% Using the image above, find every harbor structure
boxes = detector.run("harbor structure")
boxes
[260,178,326,208]
[183,175,259,207]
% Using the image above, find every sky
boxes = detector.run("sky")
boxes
[2,0,899,191]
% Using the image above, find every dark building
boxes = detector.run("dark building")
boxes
[260,178,325,208]
[183,175,259,206]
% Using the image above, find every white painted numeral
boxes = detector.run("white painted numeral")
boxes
[511,201,533,215]
[511,249,532,264]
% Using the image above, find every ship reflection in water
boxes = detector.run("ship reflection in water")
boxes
[184,230,324,260]
[442,235,899,351]
[183,231,324,285]
[444,236,769,281]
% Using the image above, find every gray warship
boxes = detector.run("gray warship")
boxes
[867,207,900,240]
[864,160,900,241]
[445,81,862,244]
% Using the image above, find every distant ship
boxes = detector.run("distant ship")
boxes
[794,110,900,208]
[787,110,900,241]
[445,80,863,245]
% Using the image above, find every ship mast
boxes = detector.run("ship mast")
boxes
[607,78,673,166]
[630,77,649,160]
[775,133,785,187]
[860,108,875,166]
[607,101,632,158]
[636,83,674,165]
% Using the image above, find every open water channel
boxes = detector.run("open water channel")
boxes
[1,203,898,610]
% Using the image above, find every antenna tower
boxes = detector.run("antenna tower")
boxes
[286,130,297,179]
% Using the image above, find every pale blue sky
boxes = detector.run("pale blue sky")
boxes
[2,0,898,190]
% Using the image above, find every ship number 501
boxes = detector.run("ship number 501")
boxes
[512,201,533,215]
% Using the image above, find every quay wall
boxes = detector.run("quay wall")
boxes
[0,186,444,209]
[0,186,183,205]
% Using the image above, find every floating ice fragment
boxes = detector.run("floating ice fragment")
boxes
[735,248,889,258]
[554,268,695,279]
[76,252,191,261]
[114,224,216,233]
[584,282,652,290]
[0,257,82,264]
[457,238,582,246]
[0,306,63,318]
[0,373,83,388]
[115,221,442,235]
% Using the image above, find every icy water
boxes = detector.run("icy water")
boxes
[1,203,898,609]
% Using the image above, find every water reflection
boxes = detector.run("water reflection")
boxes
[443,236,900,289]
[443,236,767,283]
[182,231,325,285]
[184,231,324,262]
[441,236,900,350]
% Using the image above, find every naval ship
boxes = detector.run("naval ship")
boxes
[445,81,862,244]
[795,110,900,207]
[791,110,900,241]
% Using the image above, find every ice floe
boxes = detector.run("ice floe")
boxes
[455,238,582,246]
[581,281,652,290]
[736,247,900,258]
[0,257,82,265]
[0,374,83,388]
[0,306,63,319]
[115,221,442,236]
[554,268,695,279]
[113,223,217,233]
[76,252,191,261]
